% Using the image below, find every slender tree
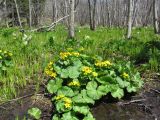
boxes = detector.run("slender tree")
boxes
[29,0,32,28]
[153,0,159,34]
[127,0,133,39]
[14,0,22,28]
[68,0,75,39]
[88,0,97,30]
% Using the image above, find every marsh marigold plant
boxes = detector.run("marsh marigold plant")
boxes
[45,49,143,120]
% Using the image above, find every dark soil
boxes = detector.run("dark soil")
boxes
[0,73,160,120]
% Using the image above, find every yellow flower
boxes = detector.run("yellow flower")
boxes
[68,81,80,87]
[71,52,80,57]
[122,72,129,79]
[63,97,72,104]
[55,94,65,100]
[63,97,72,108]
[95,60,112,67]
[64,102,71,108]
[103,60,112,66]
[45,61,56,78]
[92,72,98,77]
[60,52,80,59]
[60,52,71,59]
[82,66,92,75]
[45,68,57,78]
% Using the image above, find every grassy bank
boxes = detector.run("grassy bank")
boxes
[0,26,159,102]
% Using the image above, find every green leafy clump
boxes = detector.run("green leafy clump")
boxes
[28,107,42,120]
[45,49,143,120]
[0,49,13,74]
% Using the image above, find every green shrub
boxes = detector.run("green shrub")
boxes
[45,49,143,120]
[0,49,13,74]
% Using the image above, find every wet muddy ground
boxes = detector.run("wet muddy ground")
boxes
[0,73,160,120]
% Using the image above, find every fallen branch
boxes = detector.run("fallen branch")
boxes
[118,99,146,105]
[0,90,43,106]
[150,88,160,94]
[31,11,76,32]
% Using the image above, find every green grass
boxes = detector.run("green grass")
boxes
[0,25,159,103]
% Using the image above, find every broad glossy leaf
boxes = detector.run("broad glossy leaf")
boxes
[61,112,78,120]
[57,86,74,97]
[73,105,90,115]
[60,69,69,78]
[68,66,80,79]
[47,79,63,94]
[28,107,41,120]
[111,87,124,99]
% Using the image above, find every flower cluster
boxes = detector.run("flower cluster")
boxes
[122,72,129,79]
[63,97,72,109]
[95,60,112,67]
[60,52,80,60]
[0,50,13,60]
[92,72,98,77]
[55,94,65,100]
[55,95,72,109]
[82,66,98,77]
[68,81,80,87]
[45,61,57,78]
[82,66,92,75]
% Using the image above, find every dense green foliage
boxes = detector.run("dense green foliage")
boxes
[0,26,159,103]
[0,49,13,74]
[46,49,143,120]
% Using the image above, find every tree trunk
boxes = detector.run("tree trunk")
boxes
[4,0,9,27]
[29,0,32,28]
[153,0,159,34]
[92,0,97,30]
[88,0,97,31]
[14,0,22,28]
[68,0,75,39]
[127,0,133,39]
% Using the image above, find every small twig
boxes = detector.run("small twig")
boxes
[150,88,160,94]
[0,106,7,110]
[118,99,146,105]
[0,90,44,106]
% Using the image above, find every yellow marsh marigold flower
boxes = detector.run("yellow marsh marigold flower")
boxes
[55,94,65,100]
[63,97,72,109]
[71,52,80,57]
[64,102,71,108]
[45,68,57,78]
[45,61,57,78]
[63,97,72,104]
[60,52,71,59]
[103,60,112,66]
[122,72,129,79]
[68,81,80,87]
[82,66,92,75]
[92,72,98,77]
[95,60,112,67]
[60,52,80,59]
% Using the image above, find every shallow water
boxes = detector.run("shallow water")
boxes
[0,80,160,120]
[92,102,154,120]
